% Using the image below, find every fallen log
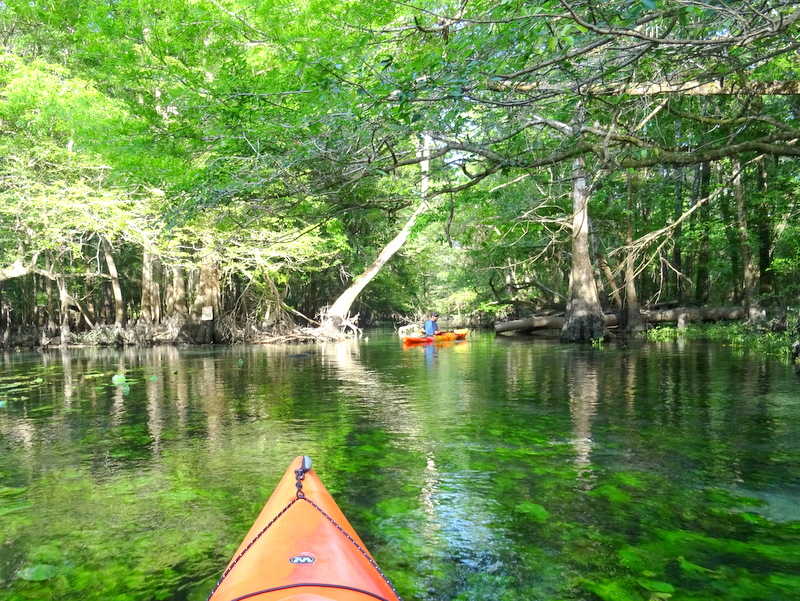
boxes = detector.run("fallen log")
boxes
[640,307,745,323]
[495,314,618,333]
[495,306,745,334]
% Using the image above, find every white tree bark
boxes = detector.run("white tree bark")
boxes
[326,136,432,325]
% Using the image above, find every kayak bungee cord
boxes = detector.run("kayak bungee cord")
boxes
[205,497,302,601]
[206,456,403,601]
[223,582,395,601]
[301,496,402,601]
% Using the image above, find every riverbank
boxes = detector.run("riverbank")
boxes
[4,315,798,363]
[0,316,351,350]
[645,321,800,362]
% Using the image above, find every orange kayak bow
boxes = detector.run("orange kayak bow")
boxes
[207,456,402,601]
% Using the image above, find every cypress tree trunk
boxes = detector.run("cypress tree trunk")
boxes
[166,265,189,317]
[140,251,155,323]
[140,252,163,324]
[673,164,684,301]
[695,162,711,305]
[623,171,645,333]
[45,276,57,335]
[102,238,126,327]
[57,275,71,348]
[192,256,221,344]
[756,158,774,296]
[561,156,606,343]
[720,180,742,303]
[733,157,760,320]
[0,283,8,347]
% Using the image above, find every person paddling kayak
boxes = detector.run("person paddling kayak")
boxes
[423,312,442,336]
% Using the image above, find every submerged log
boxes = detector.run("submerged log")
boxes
[495,306,745,334]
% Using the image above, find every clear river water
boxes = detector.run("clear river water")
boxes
[1,331,799,601]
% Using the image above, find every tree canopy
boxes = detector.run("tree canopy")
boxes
[2,0,800,343]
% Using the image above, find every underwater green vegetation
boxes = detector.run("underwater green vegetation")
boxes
[1,335,799,600]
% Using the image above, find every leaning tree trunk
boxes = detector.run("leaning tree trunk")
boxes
[326,199,430,327]
[561,156,607,343]
[325,136,432,328]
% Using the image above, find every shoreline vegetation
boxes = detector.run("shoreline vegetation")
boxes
[0,316,354,349]
[643,321,800,363]
[2,309,798,367]
[495,306,800,361]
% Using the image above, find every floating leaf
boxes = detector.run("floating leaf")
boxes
[111,374,126,385]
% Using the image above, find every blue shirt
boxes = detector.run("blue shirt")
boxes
[424,320,438,336]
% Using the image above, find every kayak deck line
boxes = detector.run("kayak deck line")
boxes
[206,496,303,600]
[207,456,403,601]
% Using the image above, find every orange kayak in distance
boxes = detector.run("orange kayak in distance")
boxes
[207,456,402,601]
[401,328,469,345]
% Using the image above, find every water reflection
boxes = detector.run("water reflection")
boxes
[566,351,599,475]
[0,336,799,601]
